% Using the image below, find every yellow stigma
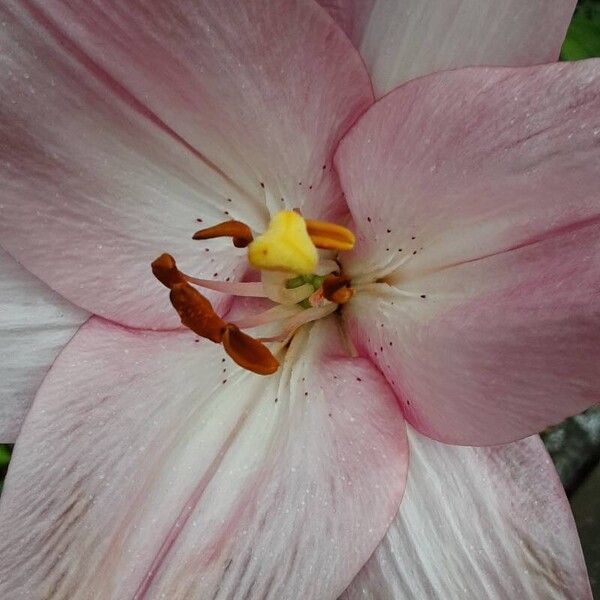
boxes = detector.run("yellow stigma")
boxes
[248,211,318,274]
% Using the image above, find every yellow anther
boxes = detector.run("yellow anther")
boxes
[305,219,355,251]
[247,211,318,275]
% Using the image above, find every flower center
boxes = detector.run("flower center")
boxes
[151,210,355,375]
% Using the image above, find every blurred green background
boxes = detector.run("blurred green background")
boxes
[1,0,599,596]
[561,0,600,60]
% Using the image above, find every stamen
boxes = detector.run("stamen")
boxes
[322,274,354,305]
[222,324,279,375]
[192,220,253,248]
[305,219,355,251]
[152,210,356,377]
[151,253,187,289]
[169,282,226,343]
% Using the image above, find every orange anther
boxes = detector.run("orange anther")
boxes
[322,274,354,305]
[169,282,226,343]
[222,324,279,375]
[193,220,254,248]
[305,219,355,251]
[151,253,187,289]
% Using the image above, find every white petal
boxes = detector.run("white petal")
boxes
[0,317,408,598]
[0,248,88,442]
[321,0,576,97]
[341,429,592,600]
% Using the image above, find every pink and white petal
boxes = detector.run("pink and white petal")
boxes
[0,1,371,328]
[0,2,251,329]
[337,62,600,279]
[341,429,591,600]
[336,62,600,444]
[0,317,407,599]
[320,0,576,97]
[345,221,600,445]
[21,0,373,220]
[317,0,375,47]
[0,247,88,442]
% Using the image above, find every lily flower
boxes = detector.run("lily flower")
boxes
[0,1,596,598]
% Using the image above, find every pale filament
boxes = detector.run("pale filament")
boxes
[232,304,302,329]
[314,258,339,276]
[277,284,315,304]
[182,274,268,297]
[183,270,326,339]
[260,270,314,305]
[258,303,338,344]
[183,272,314,304]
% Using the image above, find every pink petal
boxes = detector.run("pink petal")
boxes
[0,247,88,442]
[0,317,407,598]
[0,4,251,329]
[31,0,373,219]
[336,62,600,444]
[337,62,600,276]
[320,0,576,96]
[344,223,600,445]
[342,429,591,600]
[0,1,372,328]
[317,0,375,46]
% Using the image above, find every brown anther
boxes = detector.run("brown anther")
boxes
[222,324,279,375]
[193,220,254,248]
[151,253,187,289]
[322,274,354,305]
[169,282,226,343]
[305,219,355,251]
